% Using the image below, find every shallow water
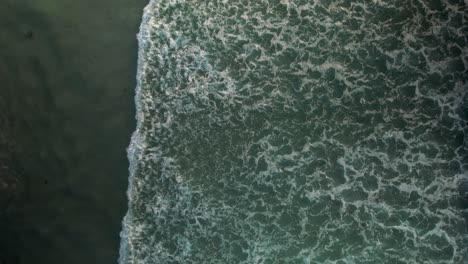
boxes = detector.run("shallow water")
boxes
[0,1,147,263]
[121,0,468,263]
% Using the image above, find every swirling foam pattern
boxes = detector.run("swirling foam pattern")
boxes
[120,0,468,263]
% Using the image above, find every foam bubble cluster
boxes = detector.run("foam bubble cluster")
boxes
[120,0,468,263]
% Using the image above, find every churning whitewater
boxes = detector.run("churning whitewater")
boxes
[120,0,468,263]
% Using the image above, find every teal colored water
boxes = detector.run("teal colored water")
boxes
[121,0,468,263]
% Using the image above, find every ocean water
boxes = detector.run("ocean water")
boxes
[120,0,468,263]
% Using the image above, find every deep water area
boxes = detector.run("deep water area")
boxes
[121,0,468,263]
[0,0,147,263]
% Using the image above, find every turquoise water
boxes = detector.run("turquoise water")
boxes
[121,0,468,263]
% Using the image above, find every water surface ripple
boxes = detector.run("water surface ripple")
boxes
[121,0,468,263]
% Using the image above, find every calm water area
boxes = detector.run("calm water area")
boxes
[0,0,147,263]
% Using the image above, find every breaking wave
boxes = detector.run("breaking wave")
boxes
[120,0,468,263]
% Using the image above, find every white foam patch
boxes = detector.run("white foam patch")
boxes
[120,0,468,263]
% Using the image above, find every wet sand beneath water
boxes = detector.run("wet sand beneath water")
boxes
[0,0,147,263]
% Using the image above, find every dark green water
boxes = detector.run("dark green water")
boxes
[0,0,147,263]
[121,0,468,263]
